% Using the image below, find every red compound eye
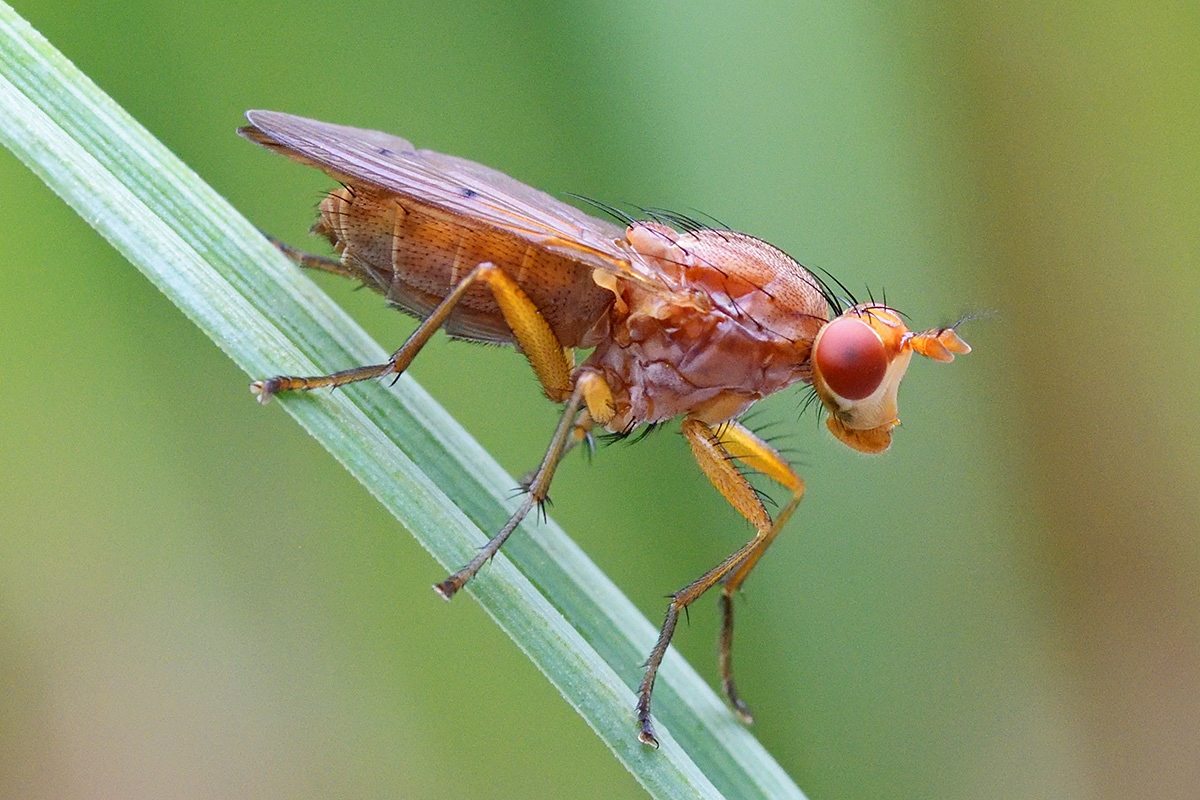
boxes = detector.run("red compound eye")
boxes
[815,317,888,400]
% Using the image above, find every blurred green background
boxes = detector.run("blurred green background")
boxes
[2,1,1198,798]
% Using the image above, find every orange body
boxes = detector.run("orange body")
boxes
[306,167,839,431]
[314,182,613,348]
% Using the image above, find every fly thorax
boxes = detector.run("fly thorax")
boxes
[584,225,831,428]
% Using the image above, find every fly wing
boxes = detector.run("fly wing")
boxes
[240,111,664,288]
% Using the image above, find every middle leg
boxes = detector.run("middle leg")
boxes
[434,369,614,599]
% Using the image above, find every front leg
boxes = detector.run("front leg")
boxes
[636,418,805,747]
[711,422,805,722]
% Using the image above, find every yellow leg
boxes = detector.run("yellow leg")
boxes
[636,419,805,747]
[712,423,804,722]
[251,261,574,404]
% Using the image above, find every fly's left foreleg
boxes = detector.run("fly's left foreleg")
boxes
[636,418,804,747]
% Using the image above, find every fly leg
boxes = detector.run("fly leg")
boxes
[434,370,611,598]
[252,254,617,596]
[636,418,804,747]
[265,233,368,283]
[517,410,596,490]
[711,422,805,723]
[252,261,573,403]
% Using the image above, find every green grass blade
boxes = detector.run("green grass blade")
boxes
[0,4,806,798]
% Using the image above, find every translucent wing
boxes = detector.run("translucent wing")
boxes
[240,111,661,285]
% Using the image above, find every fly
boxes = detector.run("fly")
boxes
[239,110,971,747]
